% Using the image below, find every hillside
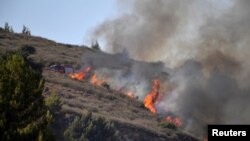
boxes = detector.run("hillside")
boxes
[0,29,199,141]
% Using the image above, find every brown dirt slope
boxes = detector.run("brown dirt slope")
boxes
[0,29,198,141]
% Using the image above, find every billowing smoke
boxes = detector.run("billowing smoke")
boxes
[88,0,250,138]
[158,57,250,137]
[81,50,169,99]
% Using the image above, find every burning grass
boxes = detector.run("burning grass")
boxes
[165,116,182,128]
[69,66,91,80]
[1,29,199,141]
[68,66,185,131]
[143,80,160,114]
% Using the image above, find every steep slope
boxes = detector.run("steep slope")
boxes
[0,29,198,141]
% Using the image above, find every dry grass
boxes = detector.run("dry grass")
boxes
[43,71,196,141]
[0,29,92,67]
[0,30,198,141]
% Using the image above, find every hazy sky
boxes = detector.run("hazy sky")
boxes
[0,0,117,45]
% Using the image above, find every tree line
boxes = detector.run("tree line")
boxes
[2,22,31,36]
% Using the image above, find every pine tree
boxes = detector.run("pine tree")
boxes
[0,52,53,141]
[45,90,62,116]
[91,41,101,50]
[22,25,27,34]
[4,22,10,32]
[64,112,119,141]
[22,25,31,36]
[10,27,14,33]
[3,22,14,33]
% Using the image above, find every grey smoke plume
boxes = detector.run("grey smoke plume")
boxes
[81,50,169,99]
[157,58,250,137]
[89,0,250,138]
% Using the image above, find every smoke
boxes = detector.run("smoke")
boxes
[92,0,240,66]
[81,50,169,99]
[89,0,250,138]
[158,58,250,137]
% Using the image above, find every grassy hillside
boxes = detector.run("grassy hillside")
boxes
[0,28,199,141]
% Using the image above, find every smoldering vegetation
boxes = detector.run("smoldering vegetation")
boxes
[86,0,250,138]
[81,51,169,100]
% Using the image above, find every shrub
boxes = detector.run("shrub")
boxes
[64,112,119,141]
[158,121,177,130]
[20,45,36,56]
[45,90,62,116]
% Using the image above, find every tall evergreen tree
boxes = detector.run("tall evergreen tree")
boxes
[0,52,53,141]
[91,41,101,51]
[4,22,10,32]
[22,25,31,36]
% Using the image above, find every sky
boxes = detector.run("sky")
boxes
[0,0,117,45]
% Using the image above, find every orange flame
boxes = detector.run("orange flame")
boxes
[165,116,183,127]
[125,92,136,99]
[69,72,86,80]
[69,67,91,81]
[90,74,106,86]
[143,80,160,114]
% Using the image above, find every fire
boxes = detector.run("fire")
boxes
[165,116,183,127]
[125,92,136,99]
[69,67,91,81]
[143,80,160,114]
[90,74,106,86]
[69,72,86,80]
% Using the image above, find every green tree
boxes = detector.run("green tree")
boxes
[64,112,119,141]
[91,41,100,51]
[45,90,62,116]
[4,22,10,32]
[10,27,14,33]
[22,25,31,36]
[158,121,178,130]
[3,22,14,33]
[0,52,53,141]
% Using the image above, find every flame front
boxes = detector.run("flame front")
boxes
[69,68,184,128]
[69,67,92,81]
[165,116,182,127]
[69,72,86,80]
[90,74,106,86]
[143,80,160,114]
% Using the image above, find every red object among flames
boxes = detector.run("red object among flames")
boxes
[143,80,160,114]
[69,67,92,81]
[90,74,106,86]
[165,116,182,127]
